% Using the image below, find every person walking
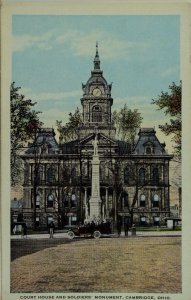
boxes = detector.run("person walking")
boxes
[21,225,24,238]
[124,222,129,237]
[23,224,27,238]
[49,221,55,238]
[117,219,122,237]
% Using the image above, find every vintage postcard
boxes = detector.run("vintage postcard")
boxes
[1,1,191,300]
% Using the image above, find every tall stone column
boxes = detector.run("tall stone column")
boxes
[89,133,102,223]
[84,187,89,222]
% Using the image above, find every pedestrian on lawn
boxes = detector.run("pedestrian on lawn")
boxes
[117,219,122,237]
[49,221,55,238]
[124,222,129,237]
[23,224,27,238]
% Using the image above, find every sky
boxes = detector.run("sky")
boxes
[12,15,180,152]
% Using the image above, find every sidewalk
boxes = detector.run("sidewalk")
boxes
[11,230,181,239]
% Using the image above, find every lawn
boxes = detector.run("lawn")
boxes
[11,236,181,293]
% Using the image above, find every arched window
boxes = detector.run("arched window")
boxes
[35,165,43,184]
[64,194,69,207]
[153,168,159,185]
[41,143,48,154]
[47,166,56,184]
[82,163,87,177]
[71,168,77,184]
[47,193,54,208]
[36,194,41,208]
[71,168,76,176]
[153,216,160,226]
[140,216,146,225]
[144,142,154,155]
[71,194,77,207]
[124,167,129,184]
[140,194,146,207]
[139,168,145,185]
[92,105,102,122]
[146,147,152,154]
[35,217,40,227]
[47,216,53,225]
[153,194,159,207]
[63,167,70,182]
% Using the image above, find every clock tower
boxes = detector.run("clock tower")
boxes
[80,43,116,138]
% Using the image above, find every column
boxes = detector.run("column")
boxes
[105,187,108,219]
[84,187,89,222]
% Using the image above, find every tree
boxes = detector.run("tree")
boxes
[56,107,82,143]
[10,82,42,186]
[152,81,181,159]
[113,104,143,144]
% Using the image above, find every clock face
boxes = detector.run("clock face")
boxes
[93,87,101,96]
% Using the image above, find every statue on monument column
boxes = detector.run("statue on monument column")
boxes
[92,132,99,156]
[88,127,102,223]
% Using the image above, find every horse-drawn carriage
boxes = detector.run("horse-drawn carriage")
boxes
[67,221,112,239]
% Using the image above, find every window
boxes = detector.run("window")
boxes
[71,168,77,184]
[47,193,54,208]
[71,216,77,225]
[41,143,48,154]
[140,216,146,225]
[153,216,160,226]
[153,194,159,207]
[47,216,53,225]
[144,143,154,155]
[139,168,145,185]
[140,194,146,207]
[64,194,69,207]
[35,165,43,184]
[63,167,70,182]
[47,166,56,184]
[82,163,87,177]
[124,167,129,184]
[71,194,77,207]
[92,105,102,122]
[146,147,152,154]
[153,168,159,185]
[36,217,40,227]
[120,192,128,209]
[36,194,41,208]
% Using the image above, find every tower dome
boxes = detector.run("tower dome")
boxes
[80,43,115,138]
[82,43,112,97]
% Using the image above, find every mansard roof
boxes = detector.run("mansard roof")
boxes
[133,128,167,155]
[25,128,59,155]
[21,126,171,159]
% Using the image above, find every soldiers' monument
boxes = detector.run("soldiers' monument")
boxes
[85,132,103,224]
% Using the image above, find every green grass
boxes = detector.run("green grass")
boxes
[135,227,182,231]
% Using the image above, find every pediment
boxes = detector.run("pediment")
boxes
[79,133,117,148]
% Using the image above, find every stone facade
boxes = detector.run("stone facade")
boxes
[19,45,173,229]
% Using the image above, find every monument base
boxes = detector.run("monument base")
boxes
[88,197,102,224]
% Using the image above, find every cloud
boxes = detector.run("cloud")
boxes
[20,87,82,102]
[56,29,150,60]
[113,96,150,109]
[13,29,150,61]
[12,31,54,52]
[161,66,179,77]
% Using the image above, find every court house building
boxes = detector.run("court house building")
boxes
[19,45,173,229]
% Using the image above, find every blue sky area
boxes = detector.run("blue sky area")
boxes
[12,15,180,152]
